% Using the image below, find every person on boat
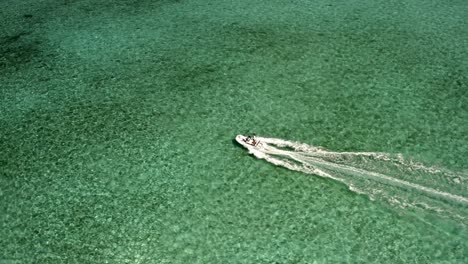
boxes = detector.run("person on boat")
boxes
[250,135,259,146]
[242,134,260,146]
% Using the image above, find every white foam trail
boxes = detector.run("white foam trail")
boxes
[246,136,468,225]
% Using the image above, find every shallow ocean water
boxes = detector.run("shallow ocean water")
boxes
[1,0,467,262]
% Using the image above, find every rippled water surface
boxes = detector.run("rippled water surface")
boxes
[1,0,467,262]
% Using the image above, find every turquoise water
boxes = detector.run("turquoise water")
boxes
[1,0,467,262]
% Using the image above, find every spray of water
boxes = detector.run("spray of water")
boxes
[246,136,468,226]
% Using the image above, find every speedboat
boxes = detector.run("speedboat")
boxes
[235,134,262,150]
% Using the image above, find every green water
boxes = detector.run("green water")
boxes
[1,0,467,262]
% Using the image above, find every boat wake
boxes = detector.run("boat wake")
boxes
[241,136,468,227]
